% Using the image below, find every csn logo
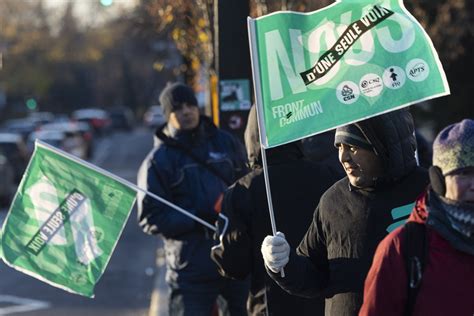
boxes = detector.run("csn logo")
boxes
[336,81,359,105]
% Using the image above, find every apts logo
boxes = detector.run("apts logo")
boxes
[406,58,429,82]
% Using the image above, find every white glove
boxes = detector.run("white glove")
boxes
[261,232,290,273]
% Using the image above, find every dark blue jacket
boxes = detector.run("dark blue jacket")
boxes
[137,116,248,288]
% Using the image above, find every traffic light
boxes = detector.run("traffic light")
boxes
[26,98,37,110]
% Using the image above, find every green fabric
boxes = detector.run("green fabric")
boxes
[0,142,136,297]
[248,0,449,148]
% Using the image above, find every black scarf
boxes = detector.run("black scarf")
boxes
[426,191,474,255]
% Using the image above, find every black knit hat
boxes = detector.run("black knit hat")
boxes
[159,82,198,120]
[334,124,374,151]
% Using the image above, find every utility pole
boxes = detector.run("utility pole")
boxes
[211,0,252,142]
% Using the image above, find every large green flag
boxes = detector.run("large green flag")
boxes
[0,140,136,297]
[248,0,450,148]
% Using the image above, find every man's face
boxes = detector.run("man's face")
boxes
[169,103,200,131]
[445,168,474,202]
[338,143,384,188]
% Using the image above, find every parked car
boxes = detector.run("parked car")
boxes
[27,112,55,126]
[72,108,111,135]
[143,105,166,129]
[0,133,29,183]
[109,106,134,131]
[1,118,37,141]
[0,150,15,208]
[37,122,89,159]
[27,130,66,153]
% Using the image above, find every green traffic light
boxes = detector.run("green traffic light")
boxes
[26,98,37,110]
[100,0,113,6]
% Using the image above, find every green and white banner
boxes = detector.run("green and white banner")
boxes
[248,0,450,148]
[0,141,136,297]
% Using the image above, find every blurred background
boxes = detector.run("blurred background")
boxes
[0,1,472,315]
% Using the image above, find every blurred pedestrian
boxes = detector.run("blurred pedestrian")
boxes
[301,130,345,177]
[360,119,474,316]
[260,109,429,316]
[137,82,249,316]
[415,130,433,169]
[210,105,343,316]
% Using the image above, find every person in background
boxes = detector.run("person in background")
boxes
[260,109,429,316]
[359,119,474,316]
[211,105,343,316]
[301,130,345,177]
[415,130,433,169]
[137,82,249,316]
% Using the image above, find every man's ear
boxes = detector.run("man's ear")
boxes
[429,166,445,196]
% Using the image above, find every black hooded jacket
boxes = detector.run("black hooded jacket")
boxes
[210,106,343,316]
[267,109,429,316]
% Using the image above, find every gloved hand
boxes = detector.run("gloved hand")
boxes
[261,232,290,273]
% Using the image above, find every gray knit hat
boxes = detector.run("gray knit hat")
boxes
[159,82,198,120]
[433,119,474,175]
[334,124,374,151]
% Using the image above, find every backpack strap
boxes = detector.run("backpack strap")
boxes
[402,222,428,316]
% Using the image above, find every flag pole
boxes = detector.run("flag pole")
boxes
[248,17,285,277]
[35,140,217,232]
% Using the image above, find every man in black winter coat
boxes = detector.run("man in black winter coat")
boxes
[210,105,343,316]
[261,109,429,316]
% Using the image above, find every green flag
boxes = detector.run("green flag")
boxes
[248,0,450,148]
[0,140,136,297]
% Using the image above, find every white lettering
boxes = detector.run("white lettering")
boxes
[265,29,307,101]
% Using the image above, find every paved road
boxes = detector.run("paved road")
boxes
[0,128,161,316]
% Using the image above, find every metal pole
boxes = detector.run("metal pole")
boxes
[36,140,217,231]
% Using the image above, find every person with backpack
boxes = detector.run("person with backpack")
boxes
[359,119,474,316]
[260,109,429,316]
[137,82,249,315]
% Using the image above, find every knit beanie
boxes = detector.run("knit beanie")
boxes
[433,119,474,175]
[159,82,198,120]
[334,124,374,151]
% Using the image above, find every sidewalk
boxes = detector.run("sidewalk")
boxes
[149,242,168,316]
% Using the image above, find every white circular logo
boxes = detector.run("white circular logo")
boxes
[359,73,383,97]
[336,81,360,105]
[406,58,429,82]
[382,66,406,90]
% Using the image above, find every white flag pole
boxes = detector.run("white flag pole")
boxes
[248,17,285,277]
[35,140,216,232]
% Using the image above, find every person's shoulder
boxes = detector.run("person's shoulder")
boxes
[375,225,405,258]
[397,166,429,190]
[214,126,239,143]
[316,177,350,213]
[232,168,262,190]
[322,177,349,198]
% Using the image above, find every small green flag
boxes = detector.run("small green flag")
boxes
[248,0,450,148]
[1,141,136,297]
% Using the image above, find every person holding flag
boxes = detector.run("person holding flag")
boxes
[359,119,474,316]
[260,109,429,316]
[210,105,343,316]
[137,82,249,315]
